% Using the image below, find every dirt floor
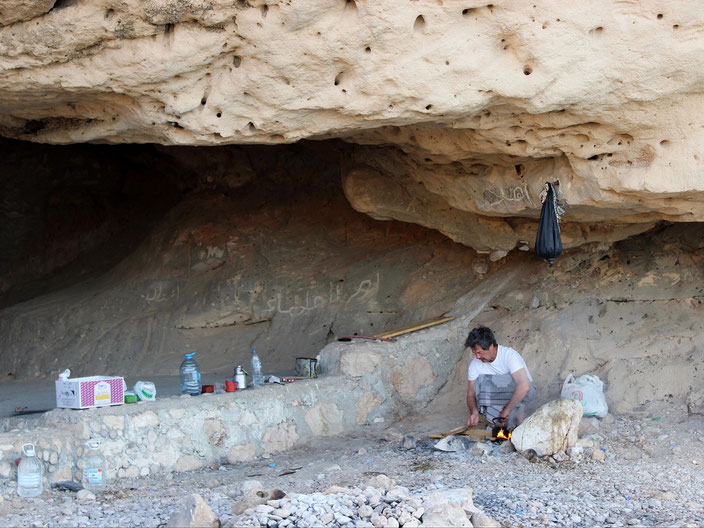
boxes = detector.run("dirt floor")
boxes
[2,407,704,527]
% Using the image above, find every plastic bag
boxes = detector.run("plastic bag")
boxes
[133,381,156,401]
[561,374,608,417]
[535,182,563,267]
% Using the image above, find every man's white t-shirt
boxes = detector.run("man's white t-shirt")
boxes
[467,345,533,382]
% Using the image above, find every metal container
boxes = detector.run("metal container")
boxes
[234,365,248,390]
[294,357,318,378]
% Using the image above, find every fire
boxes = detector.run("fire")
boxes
[496,428,512,441]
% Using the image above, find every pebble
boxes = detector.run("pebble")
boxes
[76,489,96,501]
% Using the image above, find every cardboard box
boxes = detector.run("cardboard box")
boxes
[55,376,124,409]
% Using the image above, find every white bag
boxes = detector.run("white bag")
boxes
[561,374,608,417]
[133,381,156,401]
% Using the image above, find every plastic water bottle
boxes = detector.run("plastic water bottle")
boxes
[17,443,43,498]
[79,438,106,491]
[180,352,201,395]
[251,348,264,387]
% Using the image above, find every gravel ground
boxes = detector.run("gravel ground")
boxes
[1,410,704,527]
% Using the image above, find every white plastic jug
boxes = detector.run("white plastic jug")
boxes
[17,443,43,498]
[79,438,106,491]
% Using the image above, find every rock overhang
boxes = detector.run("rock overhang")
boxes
[1,0,703,252]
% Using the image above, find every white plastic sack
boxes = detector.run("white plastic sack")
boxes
[561,374,608,418]
[134,381,156,401]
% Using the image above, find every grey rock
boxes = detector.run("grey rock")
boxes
[76,490,96,501]
[420,501,471,527]
[0,462,12,479]
[471,511,500,527]
[434,435,472,452]
[579,417,601,436]
[365,475,395,490]
[335,513,353,524]
[232,489,286,515]
[385,487,410,502]
[499,441,515,454]
[370,514,388,527]
[166,493,219,528]
[591,449,606,462]
[241,480,263,494]
[471,442,492,457]
[402,435,416,450]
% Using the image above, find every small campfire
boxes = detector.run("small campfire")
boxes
[492,426,512,443]
[491,418,513,443]
[429,418,515,448]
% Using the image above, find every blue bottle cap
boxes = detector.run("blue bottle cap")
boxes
[185,352,196,359]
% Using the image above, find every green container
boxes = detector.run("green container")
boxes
[124,393,138,404]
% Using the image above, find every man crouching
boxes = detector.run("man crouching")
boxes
[466,326,535,429]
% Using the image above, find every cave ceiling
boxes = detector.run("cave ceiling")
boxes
[1,0,703,252]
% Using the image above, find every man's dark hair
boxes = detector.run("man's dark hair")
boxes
[465,326,497,350]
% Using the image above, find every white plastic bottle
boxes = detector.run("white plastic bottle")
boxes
[251,348,264,387]
[79,438,106,491]
[17,443,43,498]
[180,352,201,395]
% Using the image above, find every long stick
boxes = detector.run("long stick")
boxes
[374,316,454,339]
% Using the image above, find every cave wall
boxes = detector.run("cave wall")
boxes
[0,140,485,380]
[0,139,190,307]
[1,1,703,413]
[1,139,703,419]
[421,222,704,419]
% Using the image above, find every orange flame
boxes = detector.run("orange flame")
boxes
[496,428,512,441]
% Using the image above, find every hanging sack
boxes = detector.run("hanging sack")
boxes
[561,374,608,418]
[535,182,563,267]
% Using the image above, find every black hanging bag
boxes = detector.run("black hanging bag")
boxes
[534,182,562,267]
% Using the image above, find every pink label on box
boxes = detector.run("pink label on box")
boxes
[80,379,122,407]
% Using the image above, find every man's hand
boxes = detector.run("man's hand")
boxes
[466,380,479,427]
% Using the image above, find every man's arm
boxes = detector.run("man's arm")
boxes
[466,379,479,426]
[498,368,530,421]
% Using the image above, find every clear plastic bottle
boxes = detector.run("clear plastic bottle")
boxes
[180,352,201,395]
[79,438,106,491]
[251,348,264,387]
[17,443,43,498]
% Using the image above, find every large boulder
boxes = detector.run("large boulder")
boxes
[510,399,583,457]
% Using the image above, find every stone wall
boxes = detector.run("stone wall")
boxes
[0,316,468,484]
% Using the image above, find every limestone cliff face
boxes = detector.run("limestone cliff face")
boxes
[1,0,703,251]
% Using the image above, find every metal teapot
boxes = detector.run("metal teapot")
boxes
[234,365,248,390]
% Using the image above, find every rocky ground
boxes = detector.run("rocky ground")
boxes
[1,408,703,528]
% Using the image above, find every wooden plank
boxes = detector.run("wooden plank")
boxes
[446,425,469,436]
[429,427,494,440]
[461,429,494,438]
[374,316,455,339]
